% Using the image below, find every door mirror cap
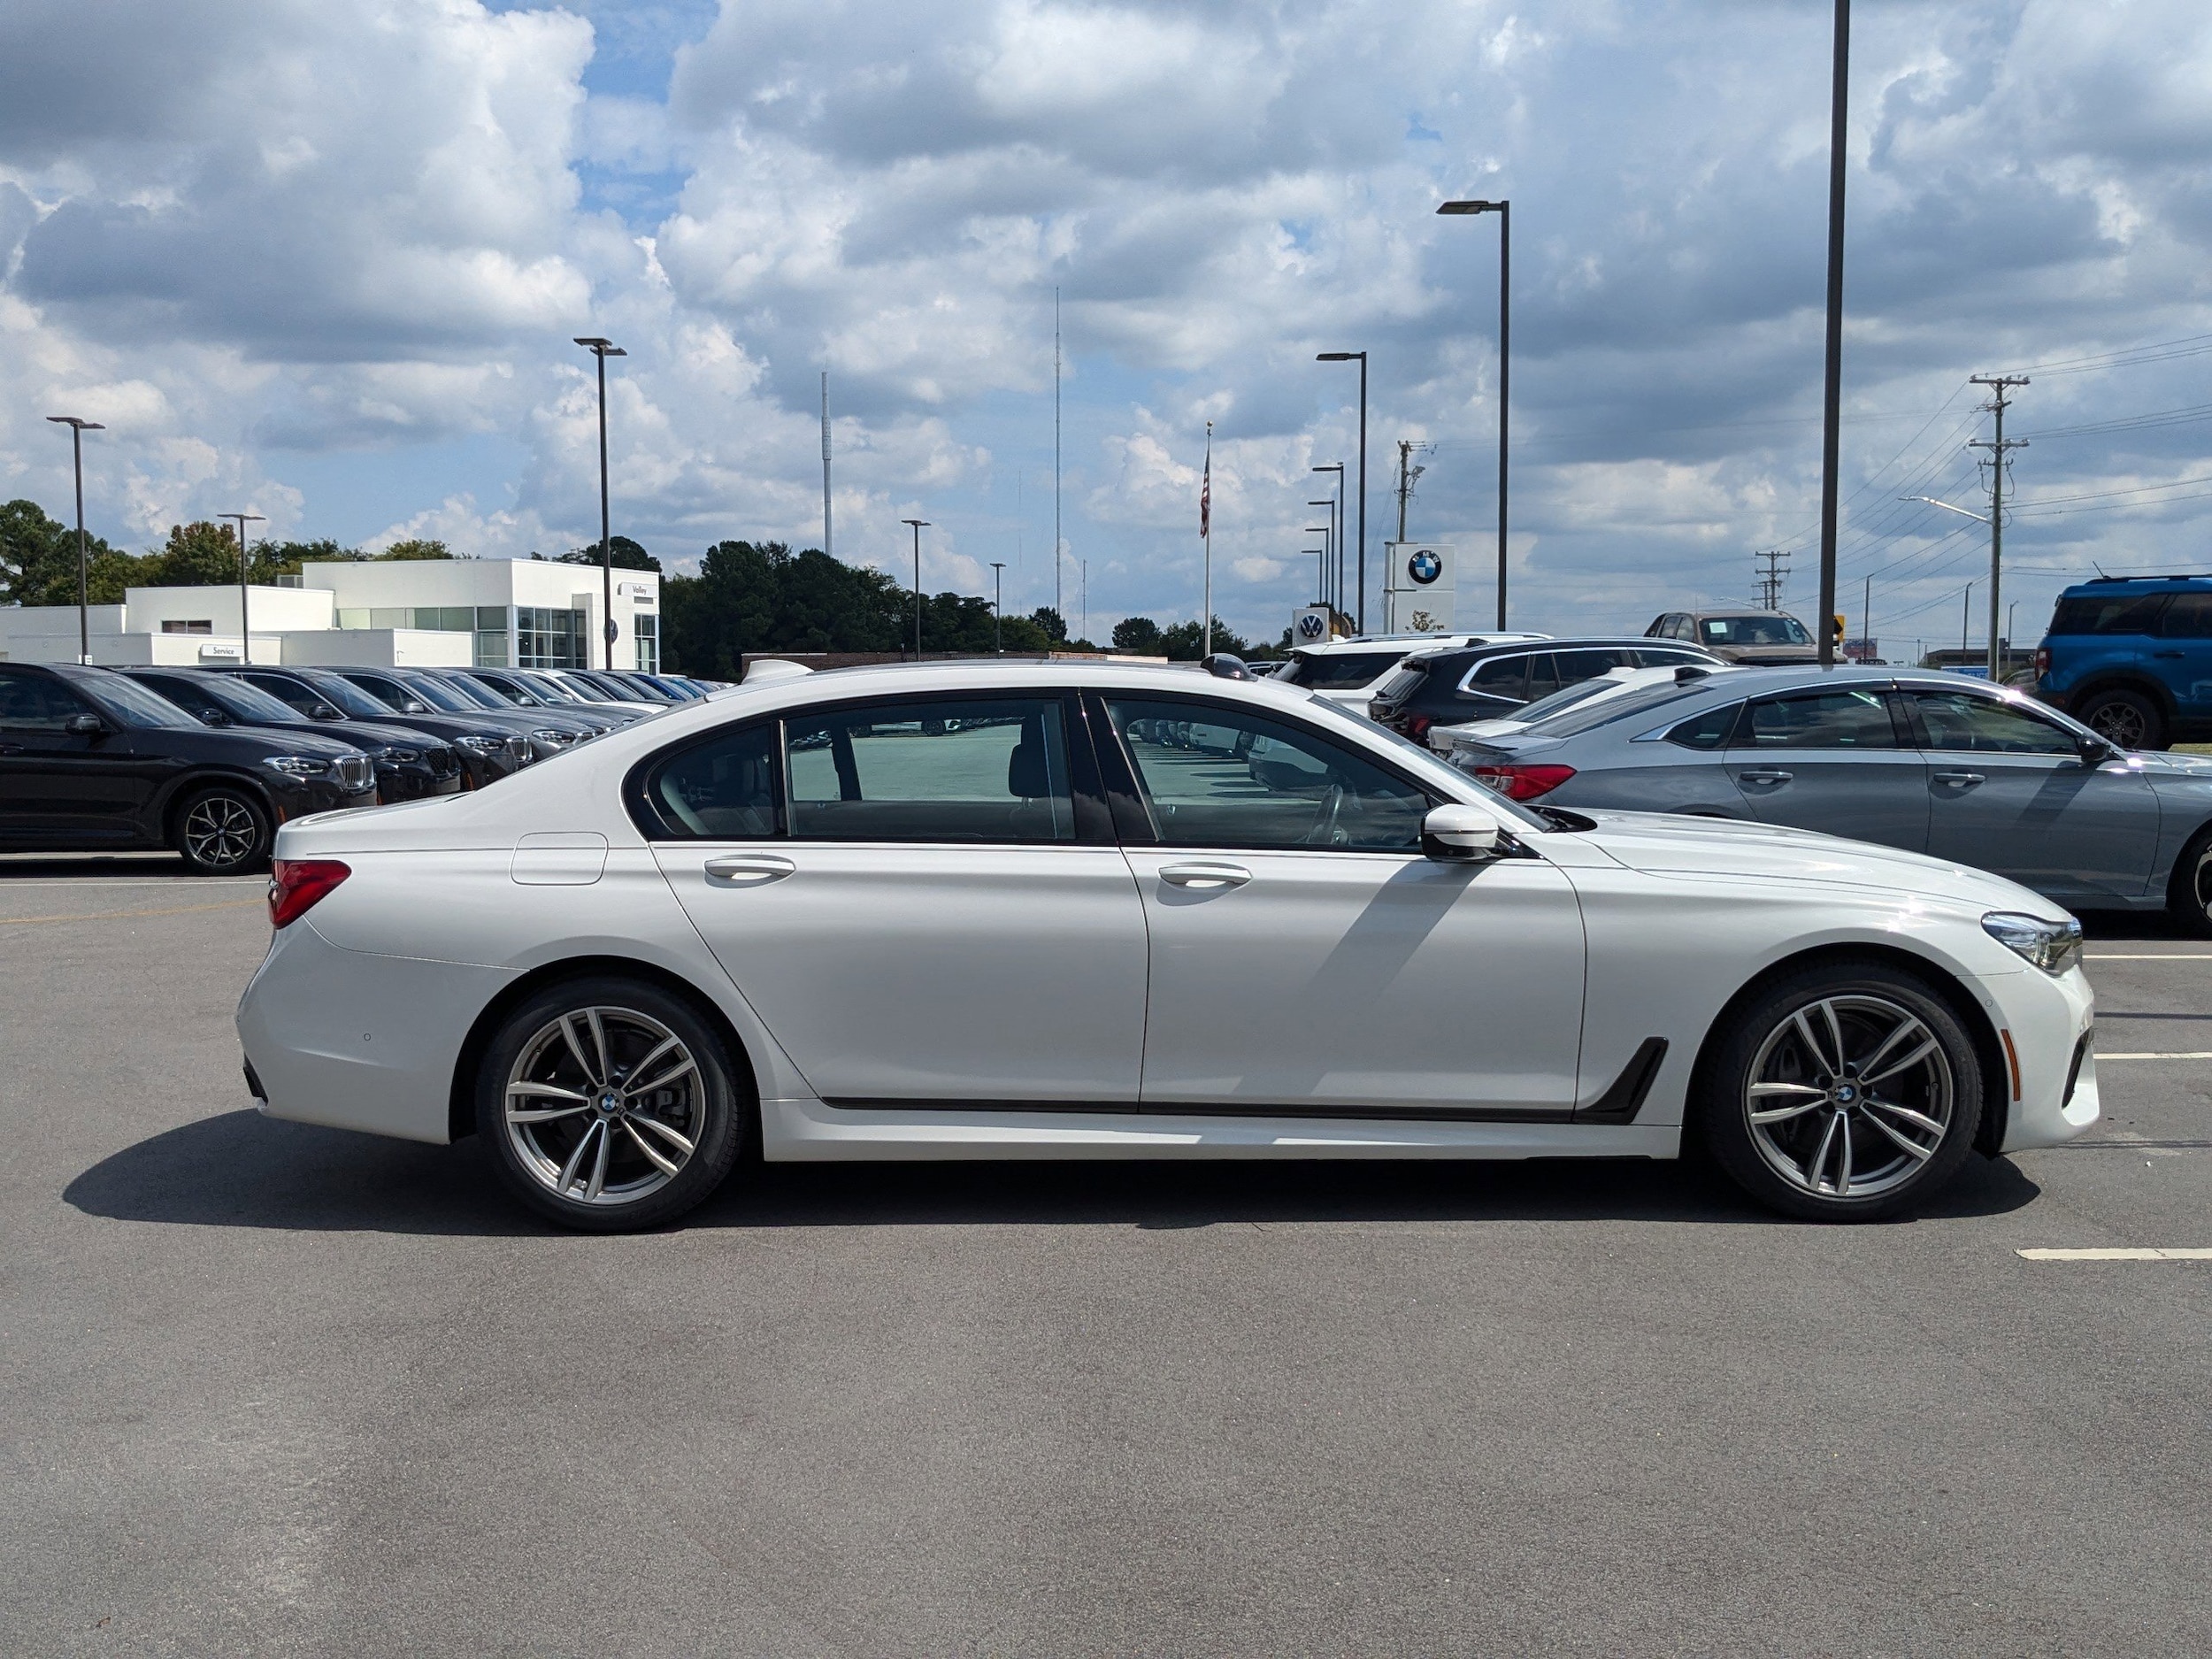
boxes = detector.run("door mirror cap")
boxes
[63,711,107,735]
[310,704,342,721]
[1423,802,1505,861]
[2078,733,2118,764]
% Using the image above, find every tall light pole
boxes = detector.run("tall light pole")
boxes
[989,561,1006,654]
[1311,463,1343,618]
[573,336,626,670]
[1307,524,1333,609]
[1815,0,1852,669]
[44,415,104,664]
[1435,200,1509,627]
[221,511,265,658]
[1316,354,1367,631]
[1308,502,1337,612]
[902,518,929,656]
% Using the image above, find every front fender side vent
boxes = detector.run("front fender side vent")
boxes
[1573,1037,1669,1125]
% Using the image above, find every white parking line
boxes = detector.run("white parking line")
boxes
[2085,953,2212,961]
[2017,1248,2212,1261]
[2095,1051,2212,1061]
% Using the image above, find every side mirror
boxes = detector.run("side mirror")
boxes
[2078,733,2117,765]
[403,700,427,714]
[310,704,342,721]
[200,710,233,726]
[1423,802,1505,861]
[63,711,106,736]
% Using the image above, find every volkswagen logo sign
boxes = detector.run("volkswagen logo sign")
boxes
[1407,549,1442,587]
[1296,612,1328,641]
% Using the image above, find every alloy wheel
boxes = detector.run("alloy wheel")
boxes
[1742,994,1955,1201]
[182,795,260,871]
[503,1006,703,1207]
[2087,701,2148,748]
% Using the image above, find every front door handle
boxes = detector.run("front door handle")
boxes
[0,743,21,756]
[1736,769,1793,786]
[1158,861,1253,890]
[1932,771,1986,788]
[703,853,797,883]
[2154,650,2184,659]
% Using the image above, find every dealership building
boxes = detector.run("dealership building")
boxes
[0,557,661,672]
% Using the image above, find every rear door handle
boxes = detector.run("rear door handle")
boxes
[1933,771,1986,787]
[0,743,21,756]
[1158,862,1253,890]
[703,853,797,883]
[2154,650,2184,658]
[1736,769,1793,785]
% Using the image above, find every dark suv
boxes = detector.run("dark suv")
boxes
[1367,638,1724,744]
[211,664,529,789]
[0,662,375,873]
[2033,576,2212,750]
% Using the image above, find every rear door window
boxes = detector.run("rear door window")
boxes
[1463,653,1532,703]
[2158,593,2212,639]
[1736,689,1901,749]
[783,697,1076,843]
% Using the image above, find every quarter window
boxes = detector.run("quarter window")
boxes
[1463,653,1531,703]
[2158,593,2212,640]
[1737,690,1900,749]
[1664,702,1741,750]
[641,723,780,839]
[784,697,1076,843]
[1909,691,2079,756]
[1104,697,1429,851]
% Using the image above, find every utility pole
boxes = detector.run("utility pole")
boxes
[990,561,1006,654]
[1816,0,1852,670]
[820,370,832,559]
[1969,373,2029,683]
[1755,549,1789,611]
[1394,441,1428,542]
[1053,288,1062,629]
[902,518,929,656]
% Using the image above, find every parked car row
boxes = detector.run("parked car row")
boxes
[0,659,721,874]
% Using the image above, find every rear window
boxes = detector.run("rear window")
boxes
[1279,649,1406,689]
[2049,592,2171,636]
[1373,664,1428,703]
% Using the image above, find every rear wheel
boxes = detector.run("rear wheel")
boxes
[1693,962,1983,1221]
[174,786,271,875]
[476,977,747,1232]
[2076,687,2165,751]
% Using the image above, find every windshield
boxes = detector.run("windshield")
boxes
[1277,649,1407,690]
[196,675,307,724]
[389,672,477,714]
[474,672,544,706]
[1524,680,1709,737]
[424,672,505,710]
[1700,614,1812,646]
[60,667,199,729]
[551,671,625,703]
[297,672,402,718]
[1296,691,1551,833]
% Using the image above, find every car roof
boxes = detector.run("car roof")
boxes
[1293,632,1548,654]
[1406,635,1719,662]
[2060,574,2212,591]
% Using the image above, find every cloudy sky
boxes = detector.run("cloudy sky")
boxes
[4,0,2209,652]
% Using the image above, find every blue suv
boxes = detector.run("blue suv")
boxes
[2035,576,2212,750]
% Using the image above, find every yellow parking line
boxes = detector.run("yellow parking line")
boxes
[2017,1248,2212,1261]
[0,898,264,926]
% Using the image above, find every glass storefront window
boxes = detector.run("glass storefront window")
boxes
[634,614,658,673]
[518,606,588,668]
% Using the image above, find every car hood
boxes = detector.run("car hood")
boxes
[1711,645,1821,664]
[1568,808,2066,917]
[2129,749,2212,782]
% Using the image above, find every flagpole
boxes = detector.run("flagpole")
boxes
[1202,420,1213,656]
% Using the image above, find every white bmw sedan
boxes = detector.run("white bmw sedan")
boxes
[239,661,2099,1231]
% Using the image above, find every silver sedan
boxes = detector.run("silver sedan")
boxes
[1444,665,2212,932]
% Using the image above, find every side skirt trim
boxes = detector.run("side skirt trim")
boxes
[822,1097,1575,1125]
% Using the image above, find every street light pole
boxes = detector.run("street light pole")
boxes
[1816,0,1853,670]
[1308,501,1336,613]
[1306,525,1333,611]
[902,518,930,656]
[990,561,1006,654]
[1310,463,1343,617]
[220,511,265,659]
[1315,354,1367,631]
[1434,202,1509,626]
[573,336,626,670]
[45,415,104,664]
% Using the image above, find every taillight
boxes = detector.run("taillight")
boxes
[2035,647,2050,677]
[1404,714,1433,743]
[269,858,350,929]
[1469,763,1576,801]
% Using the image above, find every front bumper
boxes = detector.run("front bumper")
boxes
[1983,961,2100,1153]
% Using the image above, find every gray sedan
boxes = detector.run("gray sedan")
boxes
[1445,665,2212,930]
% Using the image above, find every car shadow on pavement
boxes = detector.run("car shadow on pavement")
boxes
[65,1109,2044,1236]
[0,852,196,879]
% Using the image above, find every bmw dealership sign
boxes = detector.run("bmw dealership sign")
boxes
[1381,542,1455,633]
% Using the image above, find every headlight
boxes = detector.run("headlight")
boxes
[380,747,421,763]
[531,727,578,746]
[457,734,507,756]
[262,755,332,776]
[1983,911,2084,974]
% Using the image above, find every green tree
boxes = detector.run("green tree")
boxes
[562,535,660,572]
[1161,619,1252,660]
[376,538,455,561]
[1110,616,1165,654]
[1030,606,1067,643]
[144,522,245,588]
[252,537,362,581]
[1,499,141,605]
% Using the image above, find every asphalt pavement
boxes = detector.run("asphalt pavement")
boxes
[3,851,2208,1656]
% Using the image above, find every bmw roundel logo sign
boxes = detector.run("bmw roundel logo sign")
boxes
[1296,611,1328,641]
[1407,549,1443,586]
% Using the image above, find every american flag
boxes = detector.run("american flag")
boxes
[1200,431,1211,538]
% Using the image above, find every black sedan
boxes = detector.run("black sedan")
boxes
[1367,636,1724,744]
[119,666,464,802]
[210,664,529,790]
[0,662,375,874]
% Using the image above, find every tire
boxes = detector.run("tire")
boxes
[2166,826,2212,938]
[475,976,748,1232]
[2075,687,2166,751]
[174,785,272,875]
[1692,961,1984,1222]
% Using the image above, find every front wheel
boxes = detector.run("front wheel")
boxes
[476,977,747,1231]
[2076,687,2165,751]
[2167,826,2212,938]
[1693,963,1984,1221]
[174,786,271,875]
